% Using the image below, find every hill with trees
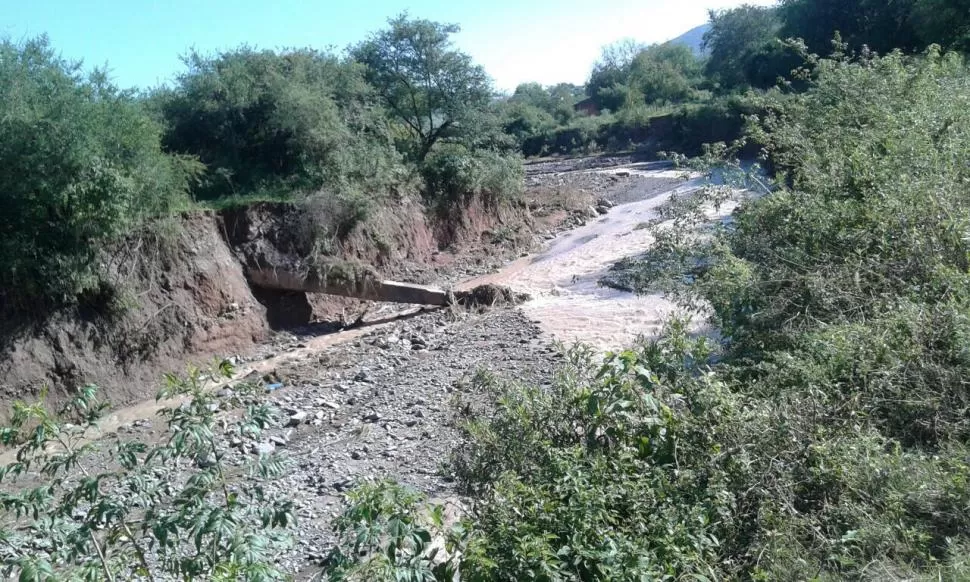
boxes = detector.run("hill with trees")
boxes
[668,23,710,55]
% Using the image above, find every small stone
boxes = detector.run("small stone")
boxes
[288,411,308,427]
[332,478,354,492]
[254,441,276,455]
[195,453,217,468]
[363,412,381,423]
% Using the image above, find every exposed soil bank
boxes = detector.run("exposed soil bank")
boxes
[0,213,270,410]
[0,189,592,413]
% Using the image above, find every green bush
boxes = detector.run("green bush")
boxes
[158,47,406,202]
[0,363,295,580]
[420,144,523,206]
[451,335,740,581]
[663,97,755,156]
[593,47,970,577]
[0,37,199,312]
[324,481,463,581]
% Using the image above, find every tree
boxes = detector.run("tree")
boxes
[627,43,704,104]
[588,39,646,112]
[589,41,702,111]
[351,15,493,162]
[509,82,579,124]
[498,100,557,156]
[779,0,920,55]
[704,5,783,89]
[910,0,970,52]
[0,36,198,311]
[158,47,402,201]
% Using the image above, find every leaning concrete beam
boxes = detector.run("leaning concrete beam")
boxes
[247,268,451,306]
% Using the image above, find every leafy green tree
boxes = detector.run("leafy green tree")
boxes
[910,0,970,52]
[589,41,702,110]
[587,39,646,112]
[0,36,199,312]
[509,82,578,124]
[779,0,920,55]
[498,101,557,156]
[704,5,785,89]
[159,47,402,201]
[626,43,704,104]
[351,15,493,162]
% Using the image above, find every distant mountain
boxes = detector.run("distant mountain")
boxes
[668,23,710,55]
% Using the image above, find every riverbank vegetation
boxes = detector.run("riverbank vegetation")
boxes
[4,1,970,579]
[499,0,970,157]
[326,5,970,581]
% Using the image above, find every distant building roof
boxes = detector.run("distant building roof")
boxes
[573,97,599,116]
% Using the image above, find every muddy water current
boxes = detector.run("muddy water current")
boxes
[461,166,712,350]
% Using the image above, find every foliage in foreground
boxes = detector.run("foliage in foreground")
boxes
[0,363,294,581]
[327,47,970,581]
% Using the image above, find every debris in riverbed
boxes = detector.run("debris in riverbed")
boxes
[454,284,530,309]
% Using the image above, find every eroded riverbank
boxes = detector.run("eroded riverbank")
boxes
[2,156,729,579]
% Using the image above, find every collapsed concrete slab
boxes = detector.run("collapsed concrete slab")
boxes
[247,268,452,306]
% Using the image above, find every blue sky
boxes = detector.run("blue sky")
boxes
[4,0,775,92]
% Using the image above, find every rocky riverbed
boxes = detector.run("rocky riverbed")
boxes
[2,155,715,580]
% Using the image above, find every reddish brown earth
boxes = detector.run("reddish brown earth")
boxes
[0,185,595,414]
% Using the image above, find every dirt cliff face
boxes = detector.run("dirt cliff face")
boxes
[0,212,269,412]
[0,191,555,413]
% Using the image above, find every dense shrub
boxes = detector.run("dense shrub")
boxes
[499,102,559,157]
[663,97,757,155]
[0,364,294,580]
[0,37,199,312]
[159,48,406,202]
[607,47,970,576]
[451,335,739,581]
[420,144,523,206]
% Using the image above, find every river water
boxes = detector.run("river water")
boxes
[461,165,719,350]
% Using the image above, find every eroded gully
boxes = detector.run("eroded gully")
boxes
[39,163,719,451]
